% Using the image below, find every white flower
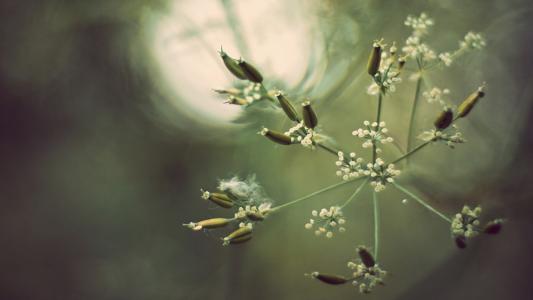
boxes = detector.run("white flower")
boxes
[365,160,401,192]
[367,82,380,96]
[404,13,434,37]
[418,125,466,148]
[352,121,394,153]
[335,151,364,181]
[423,87,450,107]
[438,52,453,66]
[347,246,387,293]
[282,121,317,149]
[460,32,486,50]
[305,206,346,238]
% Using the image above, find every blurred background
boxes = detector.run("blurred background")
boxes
[1,0,533,299]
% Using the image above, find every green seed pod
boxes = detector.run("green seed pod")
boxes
[223,226,252,245]
[219,48,247,80]
[457,87,485,118]
[302,101,318,129]
[260,128,293,145]
[209,192,234,208]
[454,236,467,249]
[229,234,252,245]
[357,246,375,268]
[238,59,263,83]
[311,272,348,285]
[275,91,299,122]
[246,211,265,221]
[484,219,504,234]
[213,88,240,95]
[434,109,454,130]
[367,41,382,76]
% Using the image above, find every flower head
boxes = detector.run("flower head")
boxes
[352,121,394,152]
[305,206,346,238]
[404,13,434,37]
[451,205,504,248]
[364,159,401,192]
[418,125,466,148]
[347,246,387,293]
[460,32,486,50]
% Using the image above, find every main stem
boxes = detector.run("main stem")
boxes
[271,179,360,212]
[393,183,452,223]
[372,192,380,260]
[372,92,383,163]
[406,75,423,162]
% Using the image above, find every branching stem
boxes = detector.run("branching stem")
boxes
[393,183,451,223]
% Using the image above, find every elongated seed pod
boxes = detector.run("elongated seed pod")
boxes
[260,128,293,145]
[223,226,252,245]
[213,88,240,95]
[484,219,503,234]
[367,42,382,76]
[238,59,263,83]
[276,92,299,121]
[208,192,234,208]
[219,49,247,80]
[434,109,454,130]
[246,211,265,221]
[311,272,349,285]
[302,101,318,129]
[183,218,230,231]
[454,236,467,249]
[457,88,485,118]
[225,96,249,106]
[357,247,375,267]
[229,234,252,245]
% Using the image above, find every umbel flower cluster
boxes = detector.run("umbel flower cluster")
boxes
[183,13,504,294]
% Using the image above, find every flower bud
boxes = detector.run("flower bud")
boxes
[454,236,467,249]
[302,101,318,129]
[434,108,454,130]
[356,246,375,267]
[238,59,263,83]
[223,226,253,246]
[457,86,485,118]
[484,219,504,234]
[276,91,299,122]
[183,218,231,231]
[310,272,349,285]
[219,48,247,80]
[367,41,382,76]
[260,128,293,145]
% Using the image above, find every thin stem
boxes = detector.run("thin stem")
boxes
[316,142,339,156]
[340,179,368,208]
[372,92,383,163]
[393,183,452,223]
[406,75,423,162]
[391,141,430,164]
[372,192,380,260]
[271,179,361,212]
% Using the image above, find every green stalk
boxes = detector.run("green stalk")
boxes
[271,178,363,212]
[393,183,451,223]
[391,141,430,164]
[372,92,383,163]
[406,75,423,161]
[340,179,368,208]
[372,191,380,260]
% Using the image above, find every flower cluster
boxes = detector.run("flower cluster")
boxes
[184,175,272,246]
[404,12,434,37]
[308,246,387,294]
[305,206,346,238]
[423,87,451,107]
[418,125,466,148]
[348,247,387,293]
[460,32,486,50]
[283,121,317,148]
[335,151,364,181]
[451,205,504,248]
[367,40,404,95]
[352,121,394,152]
[364,159,401,192]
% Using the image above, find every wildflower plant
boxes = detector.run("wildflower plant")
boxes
[183,13,504,294]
